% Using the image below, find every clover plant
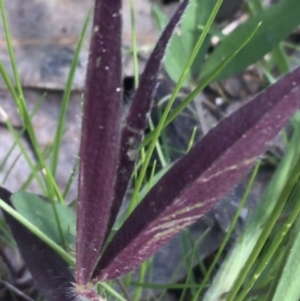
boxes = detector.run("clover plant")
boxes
[1,0,300,300]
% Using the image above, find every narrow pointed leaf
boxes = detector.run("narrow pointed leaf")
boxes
[272,214,300,301]
[0,187,74,301]
[76,0,122,285]
[92,66,300,281]
[201,0,300,81]
[106,0,189,238]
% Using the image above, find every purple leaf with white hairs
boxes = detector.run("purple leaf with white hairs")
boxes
[76,0,122,285]
[106,0,189,237]
[91,66,300,281]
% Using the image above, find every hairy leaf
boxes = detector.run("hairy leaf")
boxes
[76,0,122,285]
[201,0,300,80]
[92,66,300,281]
[0,187,74,301]
[106,0,189,240]
[202,113,300,300]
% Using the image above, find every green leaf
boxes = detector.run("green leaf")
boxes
[201,0,300,81]
[151,4,168,30]
[152,4,188,83]
[0,188,75,301]
[181,0,217,81]
[203,111,300,301]
[11,191,76,247]
[164,34,190,84]
[271,200,300,301]
[51,11,91,178]
[154,0,217,84]
[92,66,300,282]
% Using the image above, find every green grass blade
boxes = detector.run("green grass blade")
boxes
[51,11,91,178]
[0,217,15,248]
[0,107,47,193]
[271,45,290,74]
[0,0,25,112]
[179,231,198,301]
[133,260,148,301]
[149,118,167,168]
[130,0,139,88]
[1,93,46,187]
[0,106,66,248]
[0,0,64,202]
[20,144,52,191]
[97,283,127,301]
[203,114,300,301]
[12,192,76,249]
[226,156,300,301]
[1,152,22,185]
[129,0,224,210]
[247,0,290,75]
[63,154,79,199]
[141,21,261,148]
[270,214,300,301]
[186,127,197,152]
[192,161,260,300]
[0,199,74,266]
[157,227,211,301]
[130,281,201,290]
[201,0,300,81]
[236,180,300,301]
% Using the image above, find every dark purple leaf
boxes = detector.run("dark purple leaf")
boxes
[76,0,122,285]
[92,66,300,281]
[0,187,74,301]
[106,0,189,237]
